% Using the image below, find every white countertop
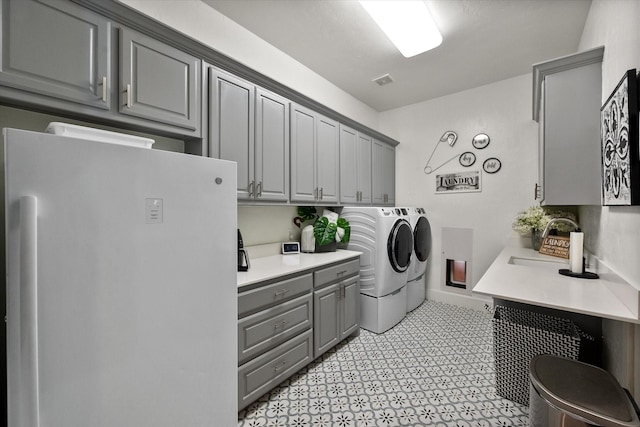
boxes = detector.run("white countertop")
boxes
[474,246,640,324]
[237,249,361,288]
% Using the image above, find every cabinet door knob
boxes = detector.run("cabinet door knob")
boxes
[257,181,262,198]
[320,187,323,200]
[248,181,255,197]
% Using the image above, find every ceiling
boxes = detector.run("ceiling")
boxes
[202,0,592,112]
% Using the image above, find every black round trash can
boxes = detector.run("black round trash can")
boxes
[529,355,640,427]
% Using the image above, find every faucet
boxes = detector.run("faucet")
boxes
[541,218,580,240]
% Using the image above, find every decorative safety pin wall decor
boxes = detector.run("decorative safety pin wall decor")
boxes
[424,131,458,174]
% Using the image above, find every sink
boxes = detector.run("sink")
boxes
[508,256,567,270]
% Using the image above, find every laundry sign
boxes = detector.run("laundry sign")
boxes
[436,171,481,194]
[539,235,570,259]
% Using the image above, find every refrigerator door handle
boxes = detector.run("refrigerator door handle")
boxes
[19,195,40,427]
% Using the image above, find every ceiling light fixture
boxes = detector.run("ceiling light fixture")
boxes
[359,0,442,58]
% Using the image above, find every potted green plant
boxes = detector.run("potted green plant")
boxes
[512,206,577,250]
[313,209,350,252]
[293,207,350,253]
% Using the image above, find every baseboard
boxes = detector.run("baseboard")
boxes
[426,288,492,312]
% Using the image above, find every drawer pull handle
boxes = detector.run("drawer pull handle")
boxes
[273,320,289,330]
[273,361,288,372]
[125,84,132,108]
[274,288,290,297]
[101,76,107,103]
[336,270,348,276]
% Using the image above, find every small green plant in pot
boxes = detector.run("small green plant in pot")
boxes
[313,209,350,252]
[512,206,577,250]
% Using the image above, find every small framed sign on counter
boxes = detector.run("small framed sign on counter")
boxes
[539,235,570,259]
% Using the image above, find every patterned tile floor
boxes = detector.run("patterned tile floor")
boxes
[238,300,529,426]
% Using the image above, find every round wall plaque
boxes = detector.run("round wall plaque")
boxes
[459,152,476,167]
[472,133,490,149]
[483,157,502,174]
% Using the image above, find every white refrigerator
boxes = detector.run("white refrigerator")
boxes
[4,128,238,426]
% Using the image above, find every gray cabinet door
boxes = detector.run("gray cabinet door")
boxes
[340,124,359,204]
[383,143,396,205]
[313,283,340,358]
[316,115,339,203]
[340,276,359,340]
[120,28,199,131]
[209,68,255,200]
[357,133,373,204]
[255,88,289,202]
[372,139,395,205]
[1,0,110,109]
[540,62,601,205]
[291,104,317,203]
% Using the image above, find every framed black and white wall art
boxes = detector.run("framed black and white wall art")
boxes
[601,68,639,205]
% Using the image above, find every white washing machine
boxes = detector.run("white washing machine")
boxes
[341,207,413,333]
[405,207,432,312]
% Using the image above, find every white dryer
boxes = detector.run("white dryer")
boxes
[405,207,432,312]
[341,207,413,333]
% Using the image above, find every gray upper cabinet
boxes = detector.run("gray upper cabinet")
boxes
[340,124,372,205]
[532,47,604,206]
[255,88,290,202]
[291,103,339,204]
[120,28,200,131]
[372,139,395,205]
[356,133,373,204]
[0,0,111,109]
[209,68,289,202]
[209,68,255,200]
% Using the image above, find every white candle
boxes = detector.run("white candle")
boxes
[570,231,584,274]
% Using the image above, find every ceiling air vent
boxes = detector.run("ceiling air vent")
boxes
[372,73,394,86]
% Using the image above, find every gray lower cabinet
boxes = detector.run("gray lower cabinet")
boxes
[238,329,313,411]
[0,0,111,109]
[238,293,313,364]
[372,139,396,205]
[313,259,360,358]
[120,28,200,131]
[313,276,359,358]
[237,258,360,410]
[291,103,339,204]
[209,68,289,202]
[238,273,314,410]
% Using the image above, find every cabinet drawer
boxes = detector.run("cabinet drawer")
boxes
[238,329,313,410]
[238,293,312,364]
[314,259,360,288]
[238,273,312,316]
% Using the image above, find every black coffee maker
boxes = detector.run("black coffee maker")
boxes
[237,229,250,271]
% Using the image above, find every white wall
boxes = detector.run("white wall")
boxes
[118,0,380,129]
[576,0,640,401]
[379,74,539,309]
